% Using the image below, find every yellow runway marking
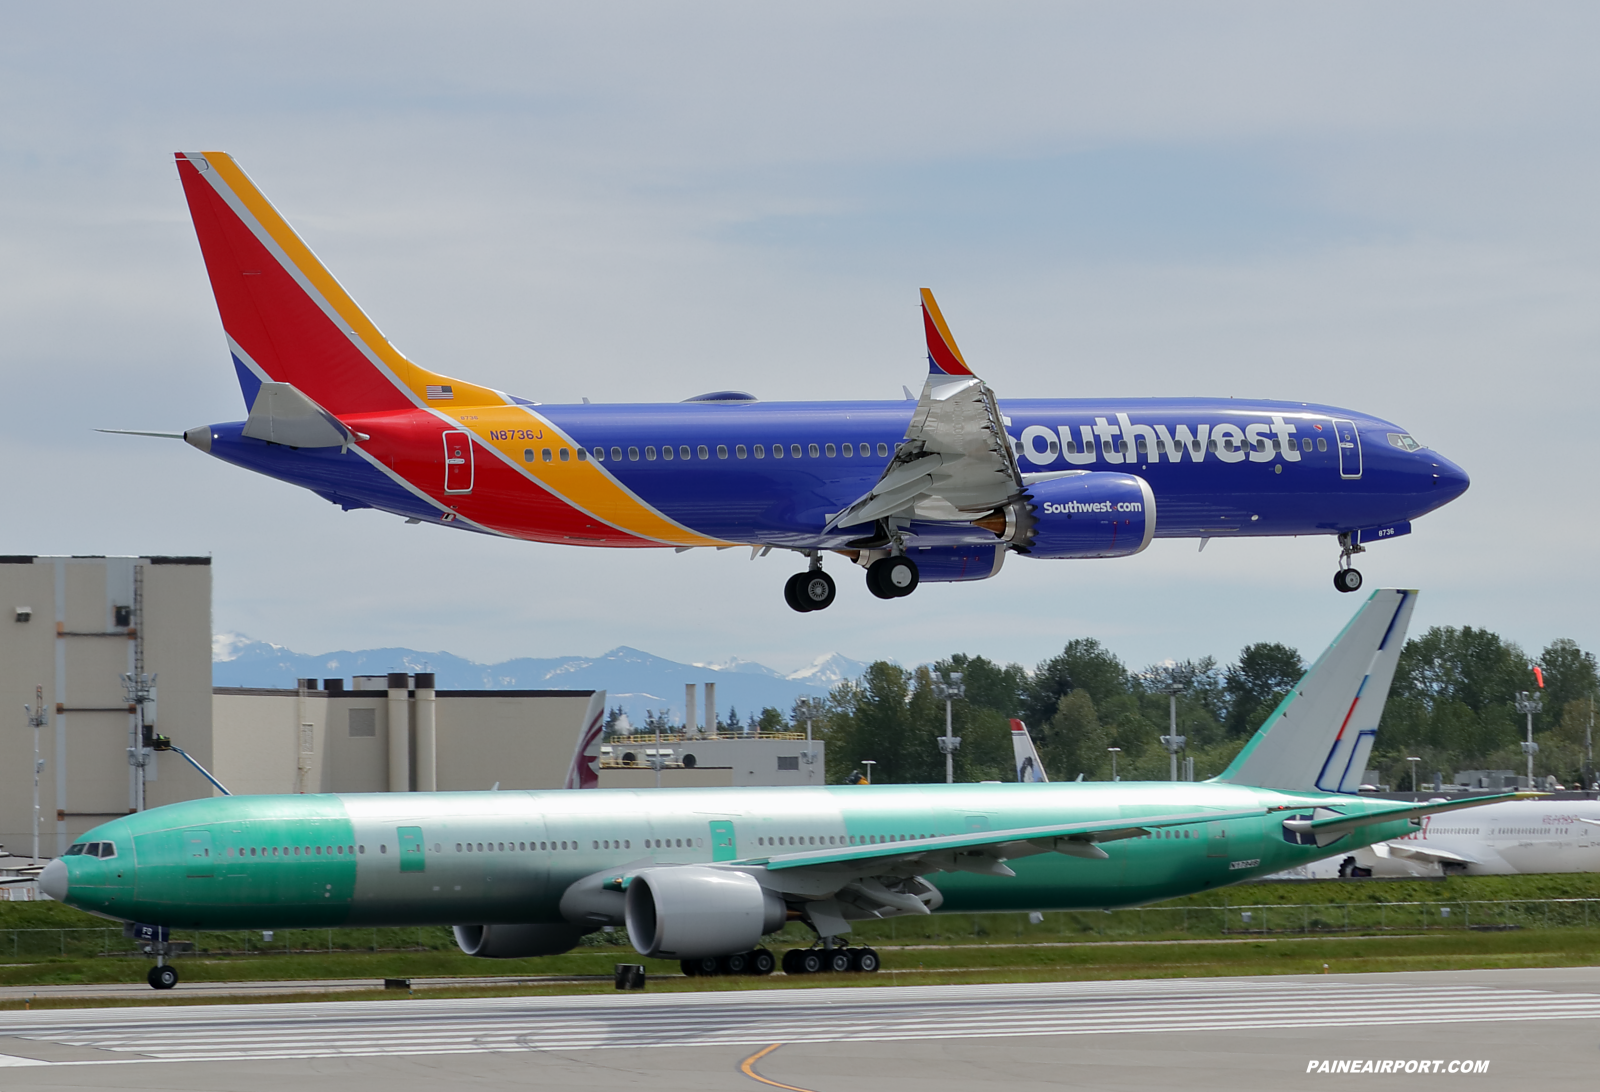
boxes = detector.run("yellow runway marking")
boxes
[739,1043,819,1092]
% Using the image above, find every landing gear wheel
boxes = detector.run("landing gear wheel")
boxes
[681,955,720,977]
[750,948,776,976]
[850,947,880,973]
[783,572,808,612]
[148,965,179,990]
[792,570,836,611]
[719,951,751,975]
[1333,568,1363,593]
[867,556,919,599]
[824,949,852,974]
[784,948,823,974]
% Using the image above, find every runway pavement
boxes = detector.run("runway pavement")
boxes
[2,967,1599,1090]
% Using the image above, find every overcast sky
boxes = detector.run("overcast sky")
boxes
[2,4,1594,676]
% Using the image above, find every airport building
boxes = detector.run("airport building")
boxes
[2,556,823,881]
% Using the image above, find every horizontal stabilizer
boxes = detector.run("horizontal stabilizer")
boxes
[242,382,357,448]
[1214,589,1416,793]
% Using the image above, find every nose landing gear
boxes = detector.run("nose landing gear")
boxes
[147,964,179,990]
[1333,532,1365,593]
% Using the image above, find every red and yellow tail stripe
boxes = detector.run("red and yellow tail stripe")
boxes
[178,151,726,548]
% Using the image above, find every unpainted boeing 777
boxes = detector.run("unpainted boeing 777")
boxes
[44,590,1527,988]
[107,153,1470,611]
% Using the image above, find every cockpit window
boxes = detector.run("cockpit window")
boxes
[66,843,87,855]
[93,841,117,859]
[1387,433,1422,452]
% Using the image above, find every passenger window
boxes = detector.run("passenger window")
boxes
[1049,441,1059,454]
[717,444,728,459]
[876,443,887,456]
[808,443,819,457]
[792,444,803,458]
[1302,438,1312,451]
[696,445,708,459]
[628,447,640,460]
[610,446,622,461]
[593,447,604,461]
[559,448,570,461]
[842,443,853,456]
[523,449,534,463]
[754,444,765,458]
[735,444,747,458]
[1317,437,1327,452]
[772,444,784,459]
[824,443,836,457]
[661,445,673,460]
[576,448,587,461]
[645,446,657,460]
[679,446,690,459]
[542,448,552,462]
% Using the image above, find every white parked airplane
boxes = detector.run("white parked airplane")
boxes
[1290,798,1600,878]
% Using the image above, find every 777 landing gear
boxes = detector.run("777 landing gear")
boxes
[1333,532,1365,593]
[784,557,836,612]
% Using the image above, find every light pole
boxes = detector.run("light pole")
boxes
[797,697,819,781]
[1107,747,1121,782]
[1158,678,1186,781]
[24,687,47,863]
[931,671,965,785]
[862,760,876,785]
[1407,756,1421,795]
[1515,689,1542,786]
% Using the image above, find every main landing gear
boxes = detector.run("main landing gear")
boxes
[1333,532,1365,594]
[781,946,880,975]
[782,551,920,611]
[865,555,919,600]
[680,948,777,977]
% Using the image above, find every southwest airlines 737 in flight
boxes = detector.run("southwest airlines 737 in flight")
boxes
[43,590,1526,988]
[108,153,1470,611]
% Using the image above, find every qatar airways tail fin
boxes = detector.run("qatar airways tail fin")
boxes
[1010,719,1048,783]
[565,690,608,790]
[1213,589,1417,794]
[174,151,500,416]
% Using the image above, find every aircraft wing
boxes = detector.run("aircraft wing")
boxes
[1371,842,1480,866]
[825,289,1023,532]
[1281,792,1536,847]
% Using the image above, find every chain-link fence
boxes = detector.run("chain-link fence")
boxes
[5,898,1599,961]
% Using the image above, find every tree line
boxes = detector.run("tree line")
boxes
[723,627,1598,789]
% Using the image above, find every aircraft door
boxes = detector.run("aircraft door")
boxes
[184,830,214,878]
[397,826,426,873]
[442,429,474,493]
[1333,419,1362,479]
[709,820,736,862]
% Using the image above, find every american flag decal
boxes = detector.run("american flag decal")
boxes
[426,384,454,400]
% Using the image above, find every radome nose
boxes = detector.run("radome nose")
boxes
[1432,456,1470,503]
[39,858,68,901]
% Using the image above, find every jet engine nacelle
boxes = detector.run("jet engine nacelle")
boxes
[452,922,593,958]
[623,866,787,959]
[1011,472,1155,559]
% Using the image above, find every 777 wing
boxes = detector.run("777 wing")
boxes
[826,289,1024,533]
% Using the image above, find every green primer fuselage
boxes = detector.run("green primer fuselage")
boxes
[57,782,1411,930]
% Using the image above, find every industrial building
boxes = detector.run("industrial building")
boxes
[0,556,213,859]
[2,556,825,884]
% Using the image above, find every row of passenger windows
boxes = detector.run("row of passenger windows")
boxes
[761,833,929,847]
[523,442,893,465]
[230,845,360,857]
[1025,436,1331,457]
[454,837,705,852]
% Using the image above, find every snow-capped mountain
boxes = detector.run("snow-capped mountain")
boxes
[213,635,866,727]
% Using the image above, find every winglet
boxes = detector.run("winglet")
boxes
[920,288,974,376]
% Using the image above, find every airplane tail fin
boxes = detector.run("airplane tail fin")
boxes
[565,690,608,790]
[174,152,501,416]
[1009,719,1049,783]
[1212,589,1417,794]
[920,288,975,377]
